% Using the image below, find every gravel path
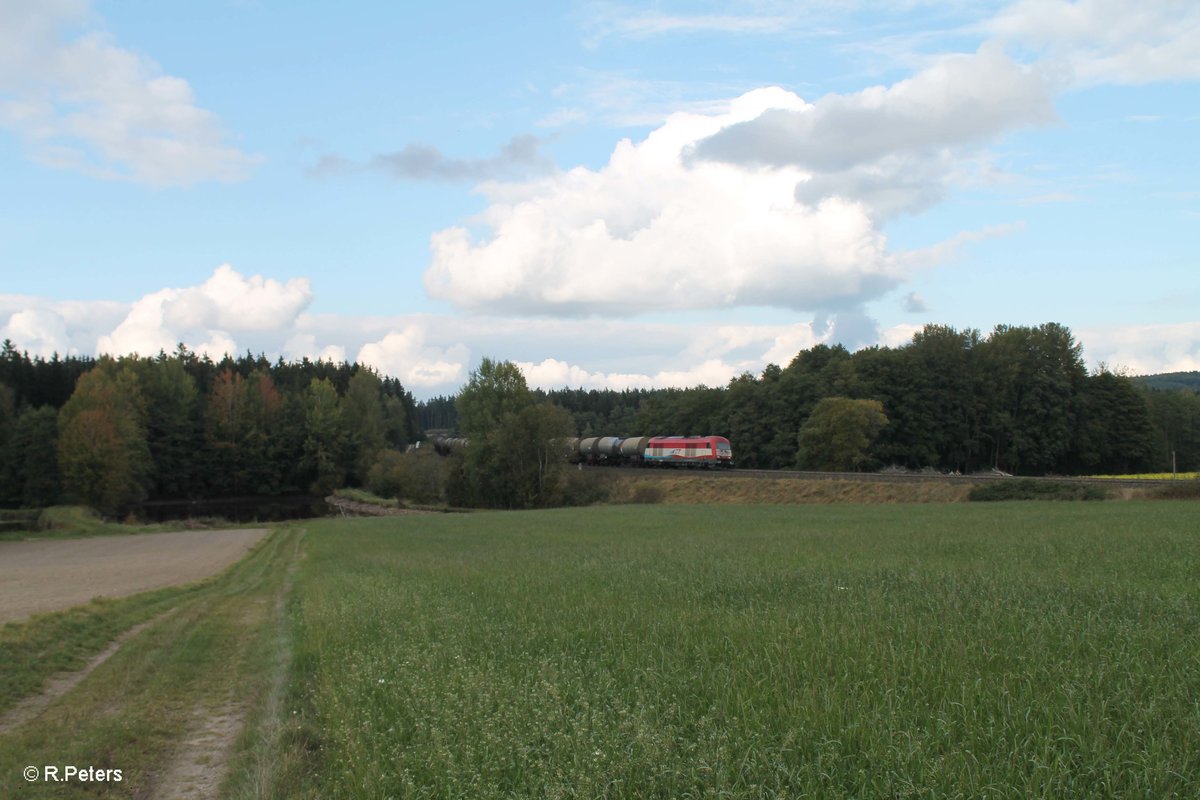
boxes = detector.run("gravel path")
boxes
[0,529,269,624]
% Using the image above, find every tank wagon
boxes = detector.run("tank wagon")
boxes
[570,435,733,469]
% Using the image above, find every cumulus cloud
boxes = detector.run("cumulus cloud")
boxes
[0,308,72,357]
[282,333,346,365]
[356,326,470,388]
[0,294,126,358]
[986,0,1200,85]
[424,46,1058,319]
[1078,321,1200,375]
[514,320,829,392]
[516,357,741,392]
[426,86,907,316]
[96,265,312,358]
[8,277,1200,398]
[0,1,257,185]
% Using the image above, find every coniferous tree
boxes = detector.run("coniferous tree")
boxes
[7,406,61,506]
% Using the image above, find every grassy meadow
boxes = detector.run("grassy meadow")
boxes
[277,503,1200,799]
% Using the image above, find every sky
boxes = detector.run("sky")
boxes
[1,0,1198,399]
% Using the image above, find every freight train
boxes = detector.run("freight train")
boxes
[570,435,734,469]
[428,432,734,469]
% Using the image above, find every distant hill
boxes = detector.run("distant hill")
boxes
[1136,371,1200,392]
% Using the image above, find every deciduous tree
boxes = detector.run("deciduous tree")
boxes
[798,397,888,472]
[57,363,152,514]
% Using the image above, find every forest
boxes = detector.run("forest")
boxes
[2,322,1200,514]
[0,342,419,513]
[434,322,1200,478]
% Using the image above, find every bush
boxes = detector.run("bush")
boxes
[968,479,1108,502]
[556,469,612,507]
[367,448,447,505]
[626,484,665,504]
[37,505,110,532]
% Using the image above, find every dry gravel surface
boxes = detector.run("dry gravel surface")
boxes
[0,528,268,624]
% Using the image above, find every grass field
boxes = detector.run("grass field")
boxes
[277,503,1200,799]
[3,502,1198,798]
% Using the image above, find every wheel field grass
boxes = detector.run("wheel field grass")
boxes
[279,502,1200,799]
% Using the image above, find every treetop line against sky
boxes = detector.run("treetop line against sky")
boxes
[1,1,1197,399]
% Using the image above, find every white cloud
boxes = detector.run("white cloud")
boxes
[987,0,1200,85]
[357,326,470,389]
[0,308,71,357]
[426,46,1059,320]
[516,321,829,391]
[694,43,1055,172]
[8,279,1200,398]
[0,294,126,358]
[427,87,905,317]
[282,333,346,365]
[96,265,312,358]
[1078,321,1200,374]
[0,1,257,185]
[517,357,737,392]
[880,323,924,349]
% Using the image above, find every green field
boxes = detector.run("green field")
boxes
[3,502,1199,798]
[280,503,1200,799]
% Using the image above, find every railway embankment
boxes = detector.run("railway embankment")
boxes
[594,468,1187,505]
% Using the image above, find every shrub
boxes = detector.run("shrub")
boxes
[37,505,109,532]
[367,448,447,505]
[968,479,1108,502]
[555,469,612,507]
[626,484,665,504]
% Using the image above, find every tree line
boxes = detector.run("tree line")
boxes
[3,321,1199,515]
[421,323,1200,477]
[0,342,419,514]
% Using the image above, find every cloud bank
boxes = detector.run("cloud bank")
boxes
[5,266,1200,399]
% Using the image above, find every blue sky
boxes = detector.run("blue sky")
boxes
[1,0,1198,397]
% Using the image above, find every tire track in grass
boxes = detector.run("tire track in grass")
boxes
[0,527,303,798]
[0,610,175,735]
[150,529,304,800]
[151,701,248,800]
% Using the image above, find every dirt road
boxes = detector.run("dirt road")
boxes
[0,528,269,624]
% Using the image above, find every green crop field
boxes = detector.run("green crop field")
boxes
[277,503,1200,799]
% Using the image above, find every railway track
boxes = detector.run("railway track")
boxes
[586,465,1188,489]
